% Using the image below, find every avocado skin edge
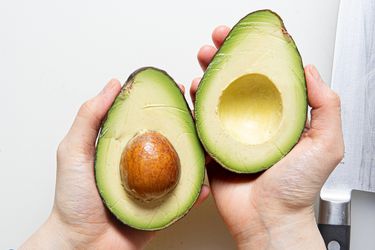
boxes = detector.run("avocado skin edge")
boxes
[94,66,205,231]
[194,9,308,174]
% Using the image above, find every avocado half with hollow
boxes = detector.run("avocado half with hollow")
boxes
[95,67,205,230]
[195,10,307,173]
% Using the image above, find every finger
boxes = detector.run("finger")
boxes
[206,160,260,187]
[190,77,201,104]
[67,79,122,147]
[197,45,217,70]
[205,154,213,165]
[212,25,231,48]
[284,65,344,178]
[113,215,156,248]
[178,84,185,94]
[193,184,210,208]
[304,65,342,140]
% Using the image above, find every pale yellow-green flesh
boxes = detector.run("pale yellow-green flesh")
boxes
[96,68,205,230]
[219,73,282,145]
[195,11,306,172]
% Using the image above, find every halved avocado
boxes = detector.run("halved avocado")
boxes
[195,10,307,173]
[95,67,205,230]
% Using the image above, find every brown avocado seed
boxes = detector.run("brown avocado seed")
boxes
[120,131,181,202]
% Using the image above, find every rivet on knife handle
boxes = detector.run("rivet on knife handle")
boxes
[318,199,351,250]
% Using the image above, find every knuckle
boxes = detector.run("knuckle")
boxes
[320,138,345,165]
[335,142,345,164]
[327,91,341,107]
[332,151,344,167]
[78,98,101,123]
[57,138,69,157]
[79,99,95,115]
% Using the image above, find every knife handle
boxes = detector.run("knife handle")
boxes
[318,224,350,250]
[318,199,351,250]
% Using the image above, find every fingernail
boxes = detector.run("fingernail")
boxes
[309,65,321,81]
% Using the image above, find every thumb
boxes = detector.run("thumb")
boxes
[305,65,343,141]
[65,79,121,153]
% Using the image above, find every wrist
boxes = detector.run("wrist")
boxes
[20,211,73,249]
[233,208,325,250]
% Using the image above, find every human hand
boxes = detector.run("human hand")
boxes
[21,80,209,250]
[191,26,344,250]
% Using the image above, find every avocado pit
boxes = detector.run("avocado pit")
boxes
[120,131,180,202]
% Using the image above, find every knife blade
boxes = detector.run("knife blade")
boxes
[318,0,375,249]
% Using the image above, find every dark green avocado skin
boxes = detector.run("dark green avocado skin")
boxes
[194,10,307,173]
[95,67,205,230]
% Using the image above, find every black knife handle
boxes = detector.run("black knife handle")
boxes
[318,224,350,250]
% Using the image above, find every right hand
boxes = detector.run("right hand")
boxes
[190,26,344,250]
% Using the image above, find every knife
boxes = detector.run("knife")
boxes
[318,0,375,249]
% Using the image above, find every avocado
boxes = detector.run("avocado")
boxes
[95,67,205,230]
[195,10,307,173]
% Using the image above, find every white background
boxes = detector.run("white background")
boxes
[1,0,375,249]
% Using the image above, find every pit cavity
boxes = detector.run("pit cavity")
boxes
[218,73,283,145]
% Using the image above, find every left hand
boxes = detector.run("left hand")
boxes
[21,79,209,250]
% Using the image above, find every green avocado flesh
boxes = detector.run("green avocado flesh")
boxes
[95,67,205,230]
[195,10,307,173]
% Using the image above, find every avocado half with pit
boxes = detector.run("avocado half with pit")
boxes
[95,67,205,230]
[195,10,307,173]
